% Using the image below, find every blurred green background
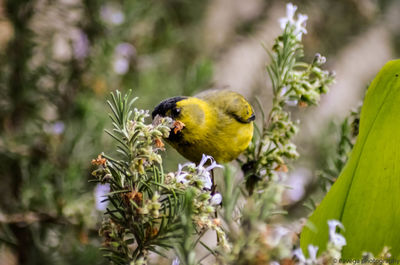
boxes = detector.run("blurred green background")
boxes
[0,0,399,264]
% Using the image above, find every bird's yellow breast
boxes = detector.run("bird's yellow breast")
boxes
[167,93,254,163]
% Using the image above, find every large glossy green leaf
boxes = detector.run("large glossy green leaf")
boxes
[300,59,400,258]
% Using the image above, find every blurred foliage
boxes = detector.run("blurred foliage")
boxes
[301,105,361,214]
[0,0,212,264]
[317,105,361,192]
[0,0,399,264]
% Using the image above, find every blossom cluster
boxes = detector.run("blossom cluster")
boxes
[243,2,334,191]
[293,220,347,264]
[125,109,173,174]
[92,92,230,264]
[166,154,230,252]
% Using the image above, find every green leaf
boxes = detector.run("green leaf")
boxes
[301,59,400,258]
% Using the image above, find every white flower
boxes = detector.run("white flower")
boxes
[196,154,223,190]
[94,184,110,211]
[293,245,318,264]
[175,162,195,184]
[293,248,306,263]
[200,174,212,189]
[176,172,190,184]
[172,257,180,265]
[294,14,308,40]
[279,85,299,106]
[314,53,327,65]
[210,193,222,205]
[174,154,222,189]
[279,3,297,29]
[198,154,223,171]
[328,220,346,248]
[308,245,318,261]
[279,3,308,40]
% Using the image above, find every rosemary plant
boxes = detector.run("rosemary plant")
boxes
[318,105,361,192]
[92,91,228,264]
[92,91,183,263]
[217,3,340,264]
[242,3,335,194]
[91,3,359,265]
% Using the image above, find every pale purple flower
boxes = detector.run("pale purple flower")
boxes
[266,226,290,247]
[172,257,180,265]
[279,85,300,106]
[53,121,65,134]
[94,183,110,211]
[113,43,136,75]
[115,43,136,57]
[113,57,130,75]
[328,220,346,248]
[286,100,298,106]
[100,5,125,25]
[72,30,89,60]
[175,162,195,185]
[52,121,65,135]
[280,86,289,97]
[210,193,222,205]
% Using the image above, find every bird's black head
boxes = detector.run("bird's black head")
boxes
[152,96,187,119]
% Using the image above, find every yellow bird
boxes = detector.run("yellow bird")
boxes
[152,89,255,163]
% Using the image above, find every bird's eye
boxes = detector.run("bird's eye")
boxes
[172,108,181,117]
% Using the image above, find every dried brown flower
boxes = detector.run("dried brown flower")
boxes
[92,154,107,166]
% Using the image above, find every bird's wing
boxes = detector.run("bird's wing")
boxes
[196,89,255,123]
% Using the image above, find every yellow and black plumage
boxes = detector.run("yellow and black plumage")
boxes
[152,89,255,163]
